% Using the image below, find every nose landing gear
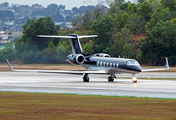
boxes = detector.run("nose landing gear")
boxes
[132,75,137,83]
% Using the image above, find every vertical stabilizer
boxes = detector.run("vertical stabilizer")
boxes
[68,34,87,55]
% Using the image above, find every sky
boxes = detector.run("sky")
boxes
[1,0,103,10]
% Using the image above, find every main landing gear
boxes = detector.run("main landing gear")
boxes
[83,73,89,82]
[83,73,137,83]
[108,75,116,82]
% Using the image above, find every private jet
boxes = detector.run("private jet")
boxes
[6,34,169,83]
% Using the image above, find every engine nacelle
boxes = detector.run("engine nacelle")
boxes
[67,54,85,65]
[93,53,110,57]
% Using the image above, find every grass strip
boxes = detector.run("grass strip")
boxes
[0,91,176,120]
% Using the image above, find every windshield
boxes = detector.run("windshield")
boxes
[126,61,139,65]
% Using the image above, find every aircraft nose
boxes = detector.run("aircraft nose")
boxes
[134,66,142,72]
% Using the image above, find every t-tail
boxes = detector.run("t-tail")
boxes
[68,34,86,55]
[37,34,98,56]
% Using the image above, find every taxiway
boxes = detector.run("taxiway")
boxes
[0,72,176,99]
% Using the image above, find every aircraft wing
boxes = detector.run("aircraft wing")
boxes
[6,59,106,75]
[142,57,169,72]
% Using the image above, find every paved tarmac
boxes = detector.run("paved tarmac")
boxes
[0,72,176,99]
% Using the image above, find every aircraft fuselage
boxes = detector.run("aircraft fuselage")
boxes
[81,56,142,75]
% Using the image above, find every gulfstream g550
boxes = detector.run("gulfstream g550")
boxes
[6,34,169,83]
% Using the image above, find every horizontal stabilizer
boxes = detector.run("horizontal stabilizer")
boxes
[37,35,98,39]
[78,35,98,38]
[37,35,76,38]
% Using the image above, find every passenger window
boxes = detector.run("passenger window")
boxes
[113,63,116,67]
[116,63,119,67]
[100,61,102,66]
[104,62,106,66]
[107,62,109,67]
[97,61,99,66]
[110,63,112,67]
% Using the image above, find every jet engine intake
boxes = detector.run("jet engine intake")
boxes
[67,54,85,65]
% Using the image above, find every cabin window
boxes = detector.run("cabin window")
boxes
[116,63,119,67]
[104,62,106,66]
[113,63,116,67]
[100,61,103,66]
[110,63,112,67]
[107,62,109,67]
[97,61,99,66]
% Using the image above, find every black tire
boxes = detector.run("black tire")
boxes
[111,77,114,82]
[83,77,87,82]
[83,76,89,82]
[86,76,89,82]
[133,80,137,83]
[108,76,114,82]
[108,76,111,82]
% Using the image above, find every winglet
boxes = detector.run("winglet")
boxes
[6,59,13,70]
[165,57,169,69]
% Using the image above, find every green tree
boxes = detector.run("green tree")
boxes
[0,41,15,61]
[145,19,155,32]
[56,43,70,63]
[169,0,176,11]
[83,43,94,55]
[127,3,137,14]
[138,0,145,3]
[161,0,173,8]
[112,10,125,32]
[48,41,55,48]
[127,13,146,34]
[137,1,152,21]
[113,28,136,58]
[89,15,114,53]
[122,43,134,58]
[121,13,128,28]
[22,17,60,50]
[171,18,176,24]
[152,7,172,22]
[140,20,176,65]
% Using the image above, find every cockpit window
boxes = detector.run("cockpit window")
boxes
[126,61,139,65]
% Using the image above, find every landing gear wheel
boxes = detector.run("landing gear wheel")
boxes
[83,74,89,82]
[132,76,137,83]
[108,76,114,82]
[83,76,89,82]
[133,80,137,83]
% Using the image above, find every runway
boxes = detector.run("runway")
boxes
[0,72,176,99]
